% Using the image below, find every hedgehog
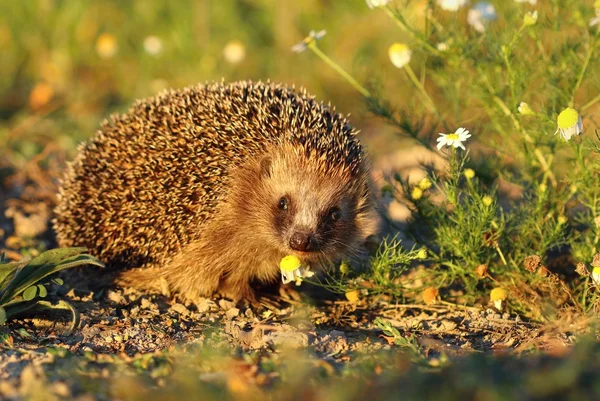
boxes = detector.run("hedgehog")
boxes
[53,81,379,302]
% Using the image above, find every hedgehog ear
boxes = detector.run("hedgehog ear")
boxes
[259,156,273,179]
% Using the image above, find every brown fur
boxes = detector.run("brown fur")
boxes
[53,81,378,302]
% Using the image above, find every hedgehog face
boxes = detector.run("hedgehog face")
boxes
[242,145,375,265]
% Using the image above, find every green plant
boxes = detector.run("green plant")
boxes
[293,0,600,320]
[0,247,104,332]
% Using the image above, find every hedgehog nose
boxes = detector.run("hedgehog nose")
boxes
[289,232,313,252]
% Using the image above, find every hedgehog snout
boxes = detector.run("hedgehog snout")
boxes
[289,231,315,252]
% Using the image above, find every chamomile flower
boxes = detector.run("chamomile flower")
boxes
[436,42,450,52]
[279,255,313,285]
[143,36,163,56]
[223,40,246,64]
[464,168,475,179]
[490,288,507,310]
[436,127,471,151]
[518,102,535,116]
[523,10,538,26]
[366,0,390,9]
[482,195,494,207]
[291,30,326,53]
[467,2,497,33]
[555,107,583,141]
[388,43,412,69]
[592,266,600,286]
[437,0,468,12]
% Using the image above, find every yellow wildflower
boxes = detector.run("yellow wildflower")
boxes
[411,187,423,200]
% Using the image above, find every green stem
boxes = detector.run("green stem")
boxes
[582,92,600,112]
[481,75,557,186]
[382,6,442,56]
[571,36,596,107]
[308,43,371,98]
[495,245,508,266]
[404,64,439,116]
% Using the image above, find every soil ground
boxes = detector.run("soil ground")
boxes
[0,157,578,400]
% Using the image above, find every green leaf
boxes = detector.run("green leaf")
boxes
[0,248,104,305]
[37,284,47,298]
[0,306,6,325]
[3,298,80,333]
[0,259,28,290]
[22,286,37,301]
[38,299,80,333]
[51,278,64,285]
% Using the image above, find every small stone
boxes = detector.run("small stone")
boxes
[329,330,346,338]
[268,331,309,349]
[171,303,190,317]
[226,308,240,319]
[219,299,236,310]
[439,319,457,331]
[140,298,153,309]
[194,297,213,313]
[107,290,125,304]
[51,382,71,397]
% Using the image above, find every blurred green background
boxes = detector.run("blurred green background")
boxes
[0,0,428,165]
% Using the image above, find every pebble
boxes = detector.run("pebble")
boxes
[107,290,125,304]
[171,303,190,317]
[194,297,213,313]
[218,299,236,310]
[140,298,153,309]
[268,331,309,349]
[226,308,240,319]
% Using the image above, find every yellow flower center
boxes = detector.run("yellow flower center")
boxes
[280,255,302,272]
[490,288,507,301]
[446,133,460,141]
[557,108,579,129]
[389,43,409,55]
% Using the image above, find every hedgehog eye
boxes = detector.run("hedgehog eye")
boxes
[327,206,341,222]
[278,196,289,211]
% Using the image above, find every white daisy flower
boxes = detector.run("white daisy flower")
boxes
[437,0,468,12]
[554,107,583,141]
[436,127,472,150]
[366,0,390,9]
[388,43,412,68]
[467,2,497,33]
[291,30,326,53]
